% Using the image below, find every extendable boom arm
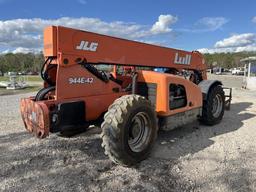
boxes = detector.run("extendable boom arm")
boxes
[44,26,207,72]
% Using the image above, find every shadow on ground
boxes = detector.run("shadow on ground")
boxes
[152,102,255,160]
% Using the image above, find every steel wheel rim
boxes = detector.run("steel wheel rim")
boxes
[128,112,151,152]
[212,94,223,118]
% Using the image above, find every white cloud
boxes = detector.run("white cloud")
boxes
[151,14,178,34]
[214,33,256,48]
[198,47,234,54]
[252,16,256,23]
[180,17,228,32]
[135,39,168,47]
[0,16,176,53]
[197,48,213,54]
[196,17,228,31]
[198,33,256,53]
[198,46,256,54]
[12,47,41,54]
[0,47,42,54]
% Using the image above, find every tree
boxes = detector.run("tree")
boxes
[0,53,44,75]
[203,52,256,69]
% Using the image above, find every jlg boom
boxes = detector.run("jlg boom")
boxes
[20,26,231,166]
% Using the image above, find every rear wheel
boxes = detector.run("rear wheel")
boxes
[201,85,225,125]
[101,95,158,166]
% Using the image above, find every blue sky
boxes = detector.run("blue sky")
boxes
[0,0,256,53]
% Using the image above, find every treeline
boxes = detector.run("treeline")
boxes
[204,52,256,69]
[0,53,44,75]
[0,51,256,75]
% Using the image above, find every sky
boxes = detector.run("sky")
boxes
[0,0,255,54]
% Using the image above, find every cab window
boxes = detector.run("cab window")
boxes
[169,84,187,110]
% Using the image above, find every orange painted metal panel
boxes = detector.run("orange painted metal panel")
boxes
[44,26,206,72]
[137,70,202,116]
[55,64,126,120]
[44,26,57,57]
[20,98,50,138]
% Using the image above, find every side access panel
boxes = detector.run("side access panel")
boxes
[137,70,203,131]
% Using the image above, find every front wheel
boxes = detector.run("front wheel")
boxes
[200,85,225,125]
[101,95,158,166]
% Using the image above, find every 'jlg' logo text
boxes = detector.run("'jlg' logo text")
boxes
[76,41,98,52]
[174,53,191,65]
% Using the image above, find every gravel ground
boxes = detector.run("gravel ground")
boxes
[0,75,256,192]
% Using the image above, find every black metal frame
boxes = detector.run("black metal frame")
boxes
[223,87,232,110]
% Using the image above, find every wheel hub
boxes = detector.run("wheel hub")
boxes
[212,94,223,118]
[128,112,151,152]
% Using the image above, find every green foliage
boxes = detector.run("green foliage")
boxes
[203,52,256,69]
[0,51,255,74]
[0,53,44,75]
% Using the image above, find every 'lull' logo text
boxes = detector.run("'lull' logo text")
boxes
[174,53,191,65]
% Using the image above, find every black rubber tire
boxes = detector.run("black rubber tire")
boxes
[101,95,158,166]
[35,86,55,101]
[200,85,225,125]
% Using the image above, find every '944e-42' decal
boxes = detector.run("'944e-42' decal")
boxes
[68,77,94,84]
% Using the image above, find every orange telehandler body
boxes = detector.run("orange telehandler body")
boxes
[20,26,231,165]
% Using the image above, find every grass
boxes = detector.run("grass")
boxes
[0,85,42,96]
[0,75,42,82]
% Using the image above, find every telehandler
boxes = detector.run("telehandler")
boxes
[20,26,231,166]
